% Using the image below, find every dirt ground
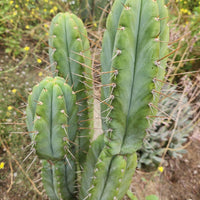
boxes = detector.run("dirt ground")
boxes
[129,140,200,200]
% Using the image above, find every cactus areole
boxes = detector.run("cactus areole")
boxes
[26,0,169,199]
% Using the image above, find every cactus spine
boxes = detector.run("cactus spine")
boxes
[26,0,169,199]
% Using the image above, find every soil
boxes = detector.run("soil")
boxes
[129,141,200,200]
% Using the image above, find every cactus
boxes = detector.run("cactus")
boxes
[101,0,169,155]
[26,0,169,199]
[49,12,93,164]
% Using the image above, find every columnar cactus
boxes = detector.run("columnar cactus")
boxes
[101,0,169,155]
[26,0,169,199]
[49,12,93,164]
[26,77,78,199]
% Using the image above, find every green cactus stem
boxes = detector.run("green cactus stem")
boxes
[101,0,169,155]
[80,142,137,200]
[42,158,76,200]
[26,76,78,160]
[49,12,93,164]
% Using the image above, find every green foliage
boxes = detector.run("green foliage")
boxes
[176,0,200,13]
[145,195,159,200]
[137,86,194,170]
[127,191,159,200]
[0,0,79,56]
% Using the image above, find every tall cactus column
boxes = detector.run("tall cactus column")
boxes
[101,0,169,155]
[26,77,78,199]
[78,0,170,199]
[49,12,93,165]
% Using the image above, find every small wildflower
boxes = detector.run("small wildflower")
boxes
[93,23,97,28]
[0,162,5,169]
[10,19,14,23]
[7,106,12,111]
[24,46,30,51]
[38,72,43,77]
[158,166,164,173]
[45,32,49,36]
[44,24,48,28]
[15,4,19,8]
[13,11,17,16]
[43,9,47,12]
[50,9,54,14]
[12,89,17,94]
[53,6,58,11]
[37,58,42,64]
[26,25,30,29]
[44,0,48,2]
[10,1,14,5]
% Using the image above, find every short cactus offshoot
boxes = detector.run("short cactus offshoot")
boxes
[26,0,169,199]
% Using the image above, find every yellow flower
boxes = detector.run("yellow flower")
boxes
[24,46,30,51]
[158,166,164,173]
[26,25,30,29]
[10,19,14,23]
[37,58,42,64]
[44,0,48,2]
[53,6,58,11]
[43,8,47,12]
[45,32,49,36]
[10,1,14,5]
[12,89,17,94]
[15,4,19,8]
[13,11,17,16]
[50,9,54,14]
[93,22,97,28]
[0,162,5,169]
[38,72,43,77]
[44,24,48,28]
[7,106,12,111]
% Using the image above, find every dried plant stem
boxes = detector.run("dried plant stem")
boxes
[0,137,42,196]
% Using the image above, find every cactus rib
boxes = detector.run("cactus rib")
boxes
[101,0,169,155]
[49,13,93,164]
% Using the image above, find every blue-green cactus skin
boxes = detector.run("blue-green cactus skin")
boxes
[79,135,104,200]
[42,159,76,200]
[101,0,169,156]
[80,149,137,200]
[26,77,78,161]
[49,12,93,164]
[42,160,60,200]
